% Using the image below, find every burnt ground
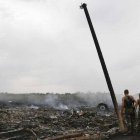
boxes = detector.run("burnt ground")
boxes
[0,104,140,140]
[0,93,139,140]
[104,132,140,140]
[0,104,119,140]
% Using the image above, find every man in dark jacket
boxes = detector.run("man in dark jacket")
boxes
[121,89,138,135]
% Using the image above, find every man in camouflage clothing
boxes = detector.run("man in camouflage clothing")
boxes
[137,93,140,132]
[121,89,138,135]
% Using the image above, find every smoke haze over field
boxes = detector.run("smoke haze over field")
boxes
[0,0,140,94]
[0,92,139,107]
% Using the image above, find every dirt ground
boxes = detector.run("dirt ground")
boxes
[104,132,140,140]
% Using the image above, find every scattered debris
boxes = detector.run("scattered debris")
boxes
[0,93,120,139]
[0,104,118,139]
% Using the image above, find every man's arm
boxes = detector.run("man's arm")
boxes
[121,97,124,115]
[131,96,138,113]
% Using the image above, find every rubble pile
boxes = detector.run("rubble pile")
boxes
[0,105,119,140]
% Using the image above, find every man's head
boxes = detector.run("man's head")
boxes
[124,89,129,95]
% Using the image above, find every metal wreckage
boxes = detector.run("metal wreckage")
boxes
[0,93,120,140]
[0,2,138,140]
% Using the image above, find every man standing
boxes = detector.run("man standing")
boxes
[137,93,140,132]
[121,89,138,135]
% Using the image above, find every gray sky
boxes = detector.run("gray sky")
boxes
[0,0,140,94]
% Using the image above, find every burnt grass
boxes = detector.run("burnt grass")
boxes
[0,93,135,140]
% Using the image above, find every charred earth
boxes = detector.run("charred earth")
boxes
[0,93,122,140]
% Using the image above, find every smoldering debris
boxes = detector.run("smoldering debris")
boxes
[0,105,118,140]
[0,93,120,140]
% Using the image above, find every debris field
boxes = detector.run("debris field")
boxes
[0,104,119,140]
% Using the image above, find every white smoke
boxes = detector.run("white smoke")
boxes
[30,105,39,109]
[45,94,69,110]
[57,103,69,110]
[45,94,57,108]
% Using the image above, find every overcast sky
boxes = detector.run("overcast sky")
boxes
[0,0,140,94]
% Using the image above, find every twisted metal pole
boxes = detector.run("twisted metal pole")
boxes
[80,3,124,131]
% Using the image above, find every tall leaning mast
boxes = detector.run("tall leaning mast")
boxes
[80,3,124,131]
